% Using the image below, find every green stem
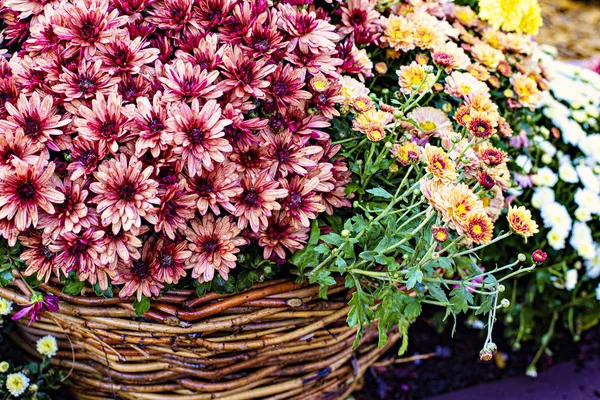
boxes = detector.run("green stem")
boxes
[452,231,512,258]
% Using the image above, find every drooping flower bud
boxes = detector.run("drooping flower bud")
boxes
[531,249,547,264]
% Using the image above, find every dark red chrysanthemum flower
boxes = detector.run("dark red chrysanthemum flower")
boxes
[24,5,64,54]
[49,228,111,288]
[189,162,242,215]
[186,214,248,283]
[0,160,65,231]
[90,154,159,234]
[176,33,223,71]
[257,211,308,259]
[146,180,197,240]
[240,13,286,58]
[262,130,320,178]
[67,138,109,182]
[151,237,191,284]
[114,240,163,300]
[97,32,159,75]
[54,0,127,58]
[38,178,97,240]
[159,59,222,103]
[280,175,325,228]
[233,170,288,232]
[74,92,132,154]
[146,0,200,38]
[0,129,46,177]
[123,92,170,157]
[20,233,59,283]
[53,59,119,102]
[265,64,312,113]
[118,75,152,103]
[0,92,70,148]
[194,0,234,32]
[166,99,232,176]
[220,46,276,100]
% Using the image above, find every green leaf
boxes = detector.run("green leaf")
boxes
[449,286,474,314]
[308,220,321,246]
[436,257,455,271]
[475,295,495,315]
[403,296,422,319]
[347,289,374,349]
[366,188,393,199]
[335,257,347,273]
[211,275,236,294]
[0,269,13,287]
[320,233,343,246]
[133,296,151,317]
[93,283,113,299]
[425,281,449,304]
[397,319,410,356]
[316,270,336,299]
[406,267,423,290]
[62,280,85,296]
[194,280,211,297]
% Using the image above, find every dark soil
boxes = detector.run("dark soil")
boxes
[355,311,600,399]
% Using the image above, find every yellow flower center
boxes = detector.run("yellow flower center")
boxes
[421,121,437,131]
[472,224,483,235]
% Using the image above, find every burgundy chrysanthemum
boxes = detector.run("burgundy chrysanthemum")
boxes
[0,160,65,231]
[257,211,308,260]
[262,130,320,178]
[277,3,339,54]
[97,33,160,75]
[49,228,111,288]
[146,180,197,240]
[220,46,277,100]
[0,92,70,148]
[123,92,170,157]
[189,162,242,215]
[166,99,232,176]
[0,129,46,177]
[280,175,325,228]
[151,237,191,284]
[265,64,312,113]
[233,170,288,232]
[53,0,127,58]
[53,59,119,102]
[74,92,132,154]
[90,154,159,234]
[186,214,248,283]
[20,233,59,283]
[67,138,108,182]
[114,240,163,300]
[159,59,222,103]
[146,0,200,38]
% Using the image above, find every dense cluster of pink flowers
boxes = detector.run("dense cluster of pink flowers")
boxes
[0,0,354,300]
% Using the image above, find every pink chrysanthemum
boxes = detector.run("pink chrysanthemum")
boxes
[66,138,108,182]
[220,45,277,100]
[0,129,46,177]
[123,92,170,157]
[74,92,132,154]
[151,237,191,285]
[53,59,119,102]
[262,130,321,178]
[189,161,242,216]
[53,0,127,59]
[233,170,288,232]
[0,160,65,231]
[90,154,159,234]
[146,0,199,37]
[159,59,222,103]
[115,240,163,300]
[277,3,339,54]
[166,99,232,176]
[97,33,160,75]
[20,233,59,283]
[280,176,325,228]
[100,226,146,268]
[258,211,309,260]
[0,92,70,149]
[266,64,312,114]
[186,215,248,283]
[146,180,197,240]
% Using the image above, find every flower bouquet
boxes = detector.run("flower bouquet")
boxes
[484,47,600,375]
[0,0,547,397]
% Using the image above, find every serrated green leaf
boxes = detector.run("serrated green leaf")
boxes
[475,295,495,315]
[425,281,449,304]
[320,233,344,246]
[62,280,85,295]
[93,283,113,298]
[366,188,393,199]
[406,267,423,290]
[449,285,474,314]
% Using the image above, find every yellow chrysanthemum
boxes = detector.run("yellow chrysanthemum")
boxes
[391,142,420,166]
[36,335,58,358]
[507,205,539,240]
[424,145,457,183]
[442,183,484,232]
[383,15,416,52]
[511,73,542,109]
[0,298,12,315]
[465,212,494,245]
[397,62,435,95]
[6,372,30,397]
[0,361,9,373]
[478,0,543,36]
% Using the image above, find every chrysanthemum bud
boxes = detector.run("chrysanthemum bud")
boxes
[531,250,547,264]
[0,361,9,372]
[518,253,527,262]
[381,88,389,95]
[501,298,510,308]
[497,284,505,293]
[341,229,350,237]
[385,141,393,148]
[541,154,552,164]
[393,110,403,119]
[525,365,538,378]
[479,348,493,362]
[29,384,38,393]
[432,227,449,242]
[477,172,495,190]
[413,188,420,196]
[442,103,453,113]
[353,201,360,208]
[486,342,498,356]
[375,62,388,75]
[431,252,440,260]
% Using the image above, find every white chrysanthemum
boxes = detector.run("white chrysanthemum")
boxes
[515,154,533,173]
[574,188,600,213]
[586,248,600,279]
[596,283,600,302]
[531,187,555,209]
[541,202,572,234]
[558,162,578,183]
[547,228,567,250]
[532,166,558,187]
[576,164,600,193]
[6,372,30,397]
[538,140,557,158]
[585,105,599,119]
[565,269,578,291]
[580,134,600,163]
[560,118,586,146]
[570,222,595,259]
[36,335,58,358]
[572,109,588,123]
[340,76,369,107]
[0,298,13,316]
[575,207,592,222]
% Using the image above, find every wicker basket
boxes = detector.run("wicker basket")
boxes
[0,275,400,400]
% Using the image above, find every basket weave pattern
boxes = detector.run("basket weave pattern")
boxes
[0,277,398,400]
